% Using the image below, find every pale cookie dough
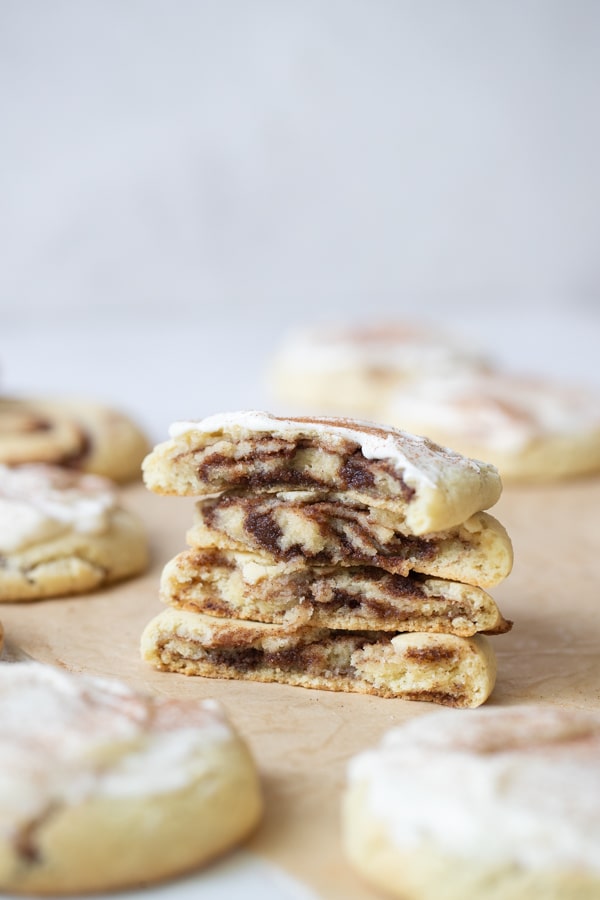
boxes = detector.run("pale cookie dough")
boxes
[188,494,513,588]
[268,322,488,417]
[161,548,512,637]
[0,662,262,895]
[0,464,148,601]
[0,396,150,483]
[343,705,600,900]
[141,607,497,707]
[143,411,502,535]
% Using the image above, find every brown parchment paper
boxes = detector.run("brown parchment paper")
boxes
[1,479,600,899]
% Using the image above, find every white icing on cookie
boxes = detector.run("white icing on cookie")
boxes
[0,464,116,552]
[0,662,233,826]
[387,372,600,452]
[348,705,600,871]
[168,410,498,492]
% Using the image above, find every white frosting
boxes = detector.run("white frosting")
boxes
[387,372,600,452]
[0,662,233,828]
[168,410,495,491]
[0,464,116,552]
[0,498,67,552]
[348,705,600,871]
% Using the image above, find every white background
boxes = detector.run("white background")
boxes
[1,0,600,443]
[0,4,599,896]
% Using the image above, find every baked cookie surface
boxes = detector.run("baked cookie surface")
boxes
[0,396,149,483]
[343,705,600,900]
[0,464,148,601]
[141,607,497,707]
[0,661,262,895]
[143,411,502,535]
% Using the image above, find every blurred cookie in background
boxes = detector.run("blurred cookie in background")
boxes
[269,323,600,481]
[383,369,600,482]
[0,463,148,601]
[0,396,150,483]
[268,322,489,419]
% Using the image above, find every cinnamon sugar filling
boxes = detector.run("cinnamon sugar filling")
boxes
[185,438,414,502]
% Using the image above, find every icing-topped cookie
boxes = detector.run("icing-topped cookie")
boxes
[0,464,148,601]
[269,322,488,416]
[143,411,502,535]
[385,371,600,481]
[0,662,262,894]
[343,705,600,899]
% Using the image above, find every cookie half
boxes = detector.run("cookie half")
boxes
[0,464,148,601]
[188,493,513,588]
[143,411,502,535]
[343,705,600,900]
[0,396,149,483]
[161,548,511,637]
[141,608,497,707]
[0,662,263,895]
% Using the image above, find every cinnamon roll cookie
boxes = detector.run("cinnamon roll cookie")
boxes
[343,705,600,900]
[141,607,497,708]
[160,548,511,637]
[0,396,149,483]
[142,411,502,535]
[0,464,148,601]
[0,662,262,894]
[187,493,513,588]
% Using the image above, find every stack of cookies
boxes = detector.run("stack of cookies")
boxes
[141,412,513,708]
